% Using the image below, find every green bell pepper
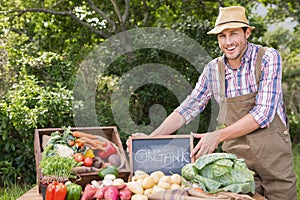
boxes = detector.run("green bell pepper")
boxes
[98,165,119,179]
[65,181,82,200]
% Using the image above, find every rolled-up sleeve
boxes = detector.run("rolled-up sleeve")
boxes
[175,65,213,124]
[249,48,283,128]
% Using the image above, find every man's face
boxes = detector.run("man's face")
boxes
[217,27,251,63]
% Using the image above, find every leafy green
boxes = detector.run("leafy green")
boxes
[42,126,83,158]
[39,155,81,180]
[181,153,255,194]
[47,126,74,146]
[181,163,221,191]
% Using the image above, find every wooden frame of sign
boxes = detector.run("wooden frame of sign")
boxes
[128,135,194,177]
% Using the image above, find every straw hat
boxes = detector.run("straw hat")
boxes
[207,6,255,35]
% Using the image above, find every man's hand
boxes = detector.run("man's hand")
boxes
[126,132,149,152]
[190,130,222,159]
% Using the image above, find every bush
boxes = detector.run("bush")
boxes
[0,73,74,186]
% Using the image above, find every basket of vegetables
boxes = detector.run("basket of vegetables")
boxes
[34,126,130,193]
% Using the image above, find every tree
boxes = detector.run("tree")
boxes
[259,0,300,24]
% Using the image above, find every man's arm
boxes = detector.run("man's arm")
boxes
[150,111,186,136]
[191,113,260,158]
[219,113,260,141]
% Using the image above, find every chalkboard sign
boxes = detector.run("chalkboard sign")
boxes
[129,135,194,176]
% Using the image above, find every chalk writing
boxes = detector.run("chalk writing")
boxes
[130,136,192,175]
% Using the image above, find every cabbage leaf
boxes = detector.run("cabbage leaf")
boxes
[181,153,255,194]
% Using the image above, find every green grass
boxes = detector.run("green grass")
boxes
[293,144,300,196]
[1,145,300,199]
[0,183,33,200]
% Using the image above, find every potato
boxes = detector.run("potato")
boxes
[143,188,153,195]
[126,181,144,194]
[136,179,143,186]
[131,194,148,200]
[159,175,171,183]
[149,173,160,184]
[150,171,165,179]
[152,185,165,194]
[171,184,181,190]
[131,175,137,182]
[142,176,155,189]
[157,181,171,190]
[112,178,125,186]
[134,170,149,180]
[170,174,182,185]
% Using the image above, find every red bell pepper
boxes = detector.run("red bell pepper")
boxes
[46,181,67,200]
[98,141,118,159]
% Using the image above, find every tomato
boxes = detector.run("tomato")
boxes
[84,156,93,167]
[74,153,84,162]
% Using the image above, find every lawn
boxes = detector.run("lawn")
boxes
[1,145,299,200]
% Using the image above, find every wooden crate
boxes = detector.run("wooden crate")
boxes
[34,126,130,192]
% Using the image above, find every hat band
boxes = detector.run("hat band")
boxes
[216,21,249,26]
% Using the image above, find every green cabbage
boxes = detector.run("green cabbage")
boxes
[181,153,255,194]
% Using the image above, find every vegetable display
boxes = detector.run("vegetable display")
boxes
[37,127,259,199]
[181,153,255,194]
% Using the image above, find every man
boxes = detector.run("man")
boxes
[129,6,297,199]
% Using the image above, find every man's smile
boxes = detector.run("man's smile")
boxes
[226,46,237,51]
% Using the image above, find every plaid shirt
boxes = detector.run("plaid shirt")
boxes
[175,43,287,128]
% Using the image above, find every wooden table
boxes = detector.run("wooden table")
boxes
[18,185,266,200]
[17,185,42,200]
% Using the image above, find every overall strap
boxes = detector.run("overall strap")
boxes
[217,57,225,101]
[255,47,267,85]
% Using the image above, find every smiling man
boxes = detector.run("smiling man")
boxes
[130,6,297,199]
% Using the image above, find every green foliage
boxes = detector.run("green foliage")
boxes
[262,27,300,143]
[259,0,300,24]
[282,56,300,143]
[0,73,74,186]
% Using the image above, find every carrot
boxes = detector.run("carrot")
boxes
[75,138,85,144]
[72,131,98,139]
[75,141,84,148]
[80,137,105,145]
[76,138,97,149]
[68,140,75,146]
[195,187,206,194]
[187,187,214,198]
[79,137,106,151]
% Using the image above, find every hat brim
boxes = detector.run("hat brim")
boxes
[207,23,255,35]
